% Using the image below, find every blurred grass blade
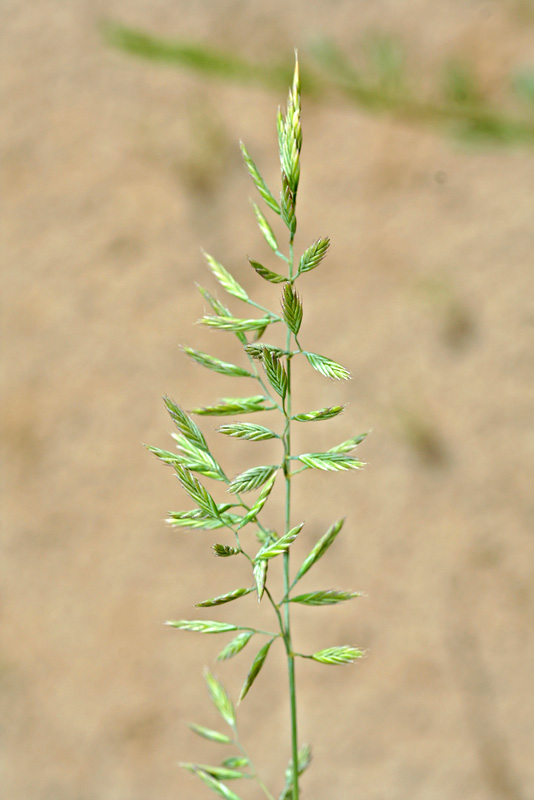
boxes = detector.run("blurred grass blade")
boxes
[366,33,406,96]
[444,60,482,106]
[101,20,289,91]
[309,37,361,86]
[104,22,534,149]
[513,69,534,107]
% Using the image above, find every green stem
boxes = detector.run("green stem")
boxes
[231,726,276,800]
[275,249,290,263]
[232,625,280,637]
[244,297,284,320]
[283,241,300,800]
[264,586,286,632]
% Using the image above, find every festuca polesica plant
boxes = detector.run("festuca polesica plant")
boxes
[150,55,367,800]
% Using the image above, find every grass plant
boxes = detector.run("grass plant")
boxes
[150,56,367,800]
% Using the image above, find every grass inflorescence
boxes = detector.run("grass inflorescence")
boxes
[150,55,367,800]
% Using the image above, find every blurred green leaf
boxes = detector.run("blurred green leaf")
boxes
[101,20,290,89]
[102,20,534,147]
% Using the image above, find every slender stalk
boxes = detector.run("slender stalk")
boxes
[282,241,300,800]
[264,586,286,633]
[230,727,276,800]
[244,296,284,320]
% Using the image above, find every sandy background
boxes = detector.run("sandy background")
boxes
[2,2,534,799]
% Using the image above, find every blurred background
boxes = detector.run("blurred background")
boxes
[2,1,533,799]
